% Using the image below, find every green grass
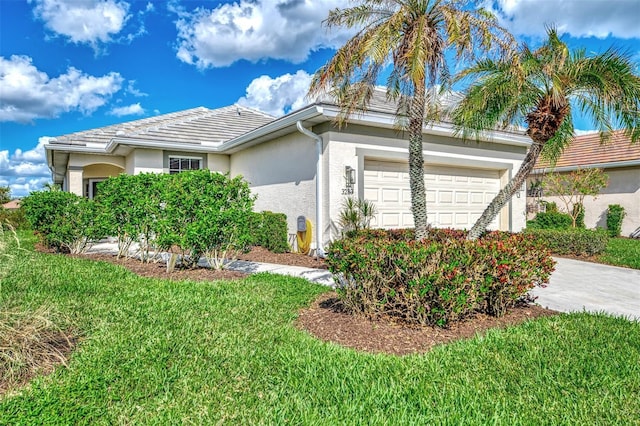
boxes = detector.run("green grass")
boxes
[1,232,640,424]
[599,237,640,269]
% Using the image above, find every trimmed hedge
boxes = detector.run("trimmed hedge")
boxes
[524,228,609,256]
[526,211,572,230]
[249,211,289,253]
[326,229,555,327]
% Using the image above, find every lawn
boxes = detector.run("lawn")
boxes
[1,232,639,424]
[599,237,640,269]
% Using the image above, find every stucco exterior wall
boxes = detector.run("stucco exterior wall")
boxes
[532,167,640,236]
[230,132,318,241]
[68,153,125,169]
[207,154,230,173]
[323,125,528,239]
[83,163,124,179]
[130,149,163,174]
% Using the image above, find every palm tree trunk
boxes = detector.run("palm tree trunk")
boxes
[466,139,545,240]
[408,82,429,240]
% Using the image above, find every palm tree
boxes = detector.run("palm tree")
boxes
[452,28,640,240]
[308,0,513,240]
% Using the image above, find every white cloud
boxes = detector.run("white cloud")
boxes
[31,0,132,47]
[174,0,352,68]
[109,102,145,116]
[237,70,312,116]
[0,55,123,123]
[0,138,52,197]
[488,0,640,39]
[126,80,147,97]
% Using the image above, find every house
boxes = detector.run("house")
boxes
[529,131,640,236]
[45,90,531,253]
[1,199,21,210]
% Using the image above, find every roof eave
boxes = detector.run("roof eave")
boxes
[532,159,640,174]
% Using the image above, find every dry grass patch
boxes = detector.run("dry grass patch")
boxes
[0,307,77,397]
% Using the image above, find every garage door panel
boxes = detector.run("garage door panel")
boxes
[364,160,501,230]
[364,187,379,201]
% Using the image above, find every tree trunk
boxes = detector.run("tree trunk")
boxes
[408,82,429,240]
[466,139,544,240]
[467,99,569,240]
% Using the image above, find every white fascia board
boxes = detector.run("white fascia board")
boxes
[320,105,531,147]
[532,159,640,174]
[105,138,212,153]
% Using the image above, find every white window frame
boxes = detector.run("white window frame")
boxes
[168,155,203,174]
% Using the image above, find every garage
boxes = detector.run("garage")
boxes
[363,159,501,230]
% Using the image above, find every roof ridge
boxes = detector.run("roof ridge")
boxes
[231,103,277,119]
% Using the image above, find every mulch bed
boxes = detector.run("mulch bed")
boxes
[79,253,247,282]
[297,292,559,355]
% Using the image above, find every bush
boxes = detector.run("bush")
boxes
[573,203,585,228]
[338,197,377,234]
[0,207,30,230]
[249,211,289,253]
[96,173,165,260]
[154,171,254,270]
[326,229,554,326]
[21,191,107,253]
[526,211,572,230]
[606,204,626,237]
[524,228,609,256]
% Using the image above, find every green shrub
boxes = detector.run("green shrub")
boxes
[0,207,30,230]
[606,204,626,237]
[338,197,377,234]
[573,203,585,228]
[96,173,165,260]
[524,228,609,256]
[21,191,107,253]
[154,171,254,270]
[249,211,289,253]
[526,211,572,230]
[326,229,554,326]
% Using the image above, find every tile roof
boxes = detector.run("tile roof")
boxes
[535,130,640,170]
[49,105,275,147]
[2,199,21,209]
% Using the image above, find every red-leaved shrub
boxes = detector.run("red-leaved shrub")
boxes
[326,229,555,327]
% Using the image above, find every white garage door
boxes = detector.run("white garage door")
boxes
[364,160,501,230]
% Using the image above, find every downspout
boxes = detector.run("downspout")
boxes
[296,121,324,257]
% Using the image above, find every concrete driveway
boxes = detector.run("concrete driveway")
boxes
[530,257,640,321]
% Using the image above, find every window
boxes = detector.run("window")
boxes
[169,156,202,174]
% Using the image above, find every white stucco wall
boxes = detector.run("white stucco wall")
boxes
[207,154,230,173]
[533,167,640,236]
[230,132,318,241]
[130,149,163,174]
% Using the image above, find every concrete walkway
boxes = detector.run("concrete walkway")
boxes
[531,257,639,321]
[87,242,639,321]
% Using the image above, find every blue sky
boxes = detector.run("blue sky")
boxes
[1,0,639,197]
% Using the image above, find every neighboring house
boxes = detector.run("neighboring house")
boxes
[1,199,21,210]
[528,131,640,236]
[45,90,530,253]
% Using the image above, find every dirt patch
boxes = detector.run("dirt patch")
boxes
[297,292,559,355]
